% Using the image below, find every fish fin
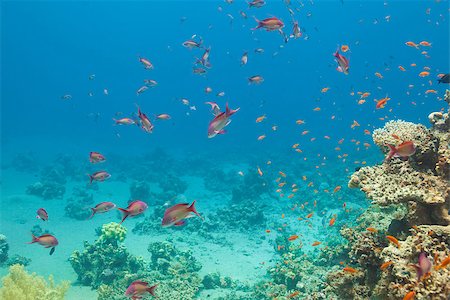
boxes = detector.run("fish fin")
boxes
[189,200,203,219]
[385,144,397,161]
[88,208,96,219]
[88,174,94,184]
[49,247,56,255]
[118,208,129,224]
[336,66,343,73]
[251,16,261,30]
[216,130,226,135]
[174,220,186,226]
[28,233,37,244]
[147,284,158,296]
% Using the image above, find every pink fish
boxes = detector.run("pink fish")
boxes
[252,17,284,31]
[114,118,136,125]
[139,57,153,69]
[137,106,154,133]
[162,200,202,227]
[89,202,116,219]
[89,151,106,164]
[207,103,239,138]
[412,252,432,280]
[385,141,416,161]
[28,233,58,255]
[88,171,111,184]
[248,0,265,8]
[36,208,48,221]
[205,101,221,116]
[155,114,171,120]
[125,280,157,299]
[118,200,148,224]
[334,49,349,75]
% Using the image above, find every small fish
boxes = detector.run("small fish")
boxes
[89,151,106,164]
[435,256,450,270]
[334,49,349,75]
[385,141,416,161]
[114,118,136,125]
[375,72,383,79]
[136,85,149,95]
[89,202,116,219]
[312,241,321,246]
[36,208,48,221]
[340,45,350,52]
[248,75,264,84]
[88,171,111,184]
[193,67,207,75]
[182,38,202,49]
[155,114,171,120]
[290,21,302,39]
[137,106,154,133]
[241,52,248,66]
[252,17,284,31]
[288,235,299,241]
[412,252,432,280]
[366,227,378,233]
[256,115,266,123]
[139,57,154,69]
[28,233,58,255]
[143,79,158,87]
[375,95,391,109]
[380,261,393,270]
[403,291,415,300]
[118,200,148,224]
[386,235,400,248]
[162,200,202,227]
[248,0,265,8]
[61,94,72,100]
[343,267,358,273]
[419,41,431,47]
[333,186,341,193]
[418,71,430,77]
[125,280,157,299]
[405,41,419,49]
[257,167,263,176]
[329,217,336,226]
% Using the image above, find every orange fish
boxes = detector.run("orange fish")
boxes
[366,227,378,233]
[435,256,450,270]
[386,235,400,248]
[380,261,393,270]
[419,71,430,77]
[313,107,321,111]
[257,167,263,176]
[288,235,299,241]
[301,130,309,135]
[419,41,431,47]
[306,213,313,218]
[375,96,390,109]
[265,229,271,233]
[398,65,406,71]
[296,119,305,125]
[403,291,415,300]
[340,45,350,52]
[360,92,370,98]
[425,89,437,94]
[405,41,419,49]
[375,72,383,79]
[329,217,336,226]
[333,186,341,193]
[287,291,300,299]
[358,99,366,105]
[312,241,321,246]
[321,87,330,93]
[351,120,360,129]
[256,115,266,123]
[257,135,266,141]
[385,141,416,161]
[343,267,358,273]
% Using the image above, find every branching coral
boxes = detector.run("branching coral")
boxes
[0,264,70,300]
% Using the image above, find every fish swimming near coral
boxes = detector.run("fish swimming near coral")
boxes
[411,252,432,280]
[88,202,117,219]
[36,208,48,221]
[28,233,58,255]
[125,280,157,299]
[118,200,148,224]
[162,200,202,227]
[385,141,416,161]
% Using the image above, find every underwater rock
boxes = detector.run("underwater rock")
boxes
[231,168,273,203]
[64,187,94,220]
[158,173,188,194]
[70,222,145,288]
[203,168,239,193]
[129,180,150,202]
[0,264,70,300]
[6,255,31,267]
[0,234,9,265]
[202,272,234,289]
[147,241,202,274]
[10,152,39,172]
[26,181,65,200]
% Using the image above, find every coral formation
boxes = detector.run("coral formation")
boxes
[70,222,145,288]
[6,254,31,267]
[129,180,150,202]
[64,187,94,220]
[0,234,9,265]
[0,264,70,300]
[26,181,65,200]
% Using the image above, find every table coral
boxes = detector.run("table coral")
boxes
[0,264,70,300]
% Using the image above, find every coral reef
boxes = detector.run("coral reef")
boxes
[0,264,70,300]
[6,255,31,267]
[0,234,9,265]
[129,180,150,202]
[97,241,203,300]
[64,187,94,220]
[329,91,450,299]
[26,181,65,200]
[70,222,145,288]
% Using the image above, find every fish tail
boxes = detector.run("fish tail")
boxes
[88,174,94,184]
[251,16,261,30]
[189,200,203,220]
[118,207,129,224]
[385,144,397,161]
[88,208,96,219]
[28,233,37,244]
[147,284,158,296]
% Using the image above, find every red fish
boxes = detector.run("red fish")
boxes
[385,141,416,161]
[89,151,106,164]
[334,49,349,75]
[139,57,153,69]
[207,103,239,138]
[118,200,148,224]
[36,208,48,221]
[88,171,111,184]
[28,233,58,255]
[125,280,157,299]
[89,202,116,219]
[137,106,154,133]
[412,252,432,280]
[252,17,284,31]
[162,200,202,227]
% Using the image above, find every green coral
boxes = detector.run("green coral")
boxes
[99,222,127,243]
[0,264,70,300]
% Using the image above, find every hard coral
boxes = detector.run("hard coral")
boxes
[0,264,70,300]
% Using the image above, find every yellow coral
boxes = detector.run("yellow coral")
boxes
[100,222,127,242]
[0,264,70,300]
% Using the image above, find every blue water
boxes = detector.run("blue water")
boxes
[1,0,449,299]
